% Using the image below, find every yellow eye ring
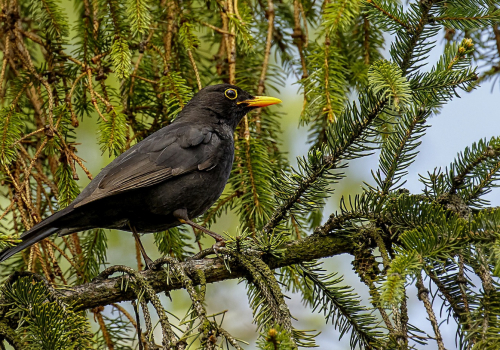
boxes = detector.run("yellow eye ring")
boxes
[225,88,238,100]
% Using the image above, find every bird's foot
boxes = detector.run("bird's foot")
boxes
[211,240,226,258]
[144,256,156,270]
[190,241,226,260]
[213,240,225,248]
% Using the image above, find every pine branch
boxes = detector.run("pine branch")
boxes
[263,96,386,233]
[365,0,410,31]
[415,274,446,350]
[374,108,428,196]
[298,262,384,349]
[450,138,499,194]
[127,0,152,36]
[391,0,440,75]
[57,232,353,311]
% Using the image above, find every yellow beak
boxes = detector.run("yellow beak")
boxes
[238,96,282,107]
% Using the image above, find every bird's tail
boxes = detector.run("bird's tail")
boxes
[0,207,72,263]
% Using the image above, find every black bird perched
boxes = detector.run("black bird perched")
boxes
[0,84,281,268]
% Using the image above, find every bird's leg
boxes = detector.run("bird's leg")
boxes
[129,223,155,270]
[173,209,225,244]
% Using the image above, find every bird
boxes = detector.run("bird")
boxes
[0,84,281,268]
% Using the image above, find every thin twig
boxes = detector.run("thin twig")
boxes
[91,51,110,64]
[200,21,234,35]
[3,164,35,217]
[94,307,115,350]
[416,274,446,350]
[22,138,49,194]
[129,29,155,96]
[187,49,202,90]
[323,32,334,122]
[11,127,45,146]
[293,0,308,79]
[164,0,176,64]
[86,69,108,122]
[0,35,9,98]
[111,303,149,350]
[0,201,14,222]
[254,0,275,133]
[131,75,158,84]
[234,0,244,22]
[140,300,156,349]
[35,243,52,282]
[226,0,236,84]
[46,240,82,277]
[13,28,55,127]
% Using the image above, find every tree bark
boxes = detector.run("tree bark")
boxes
[59,233,352,311]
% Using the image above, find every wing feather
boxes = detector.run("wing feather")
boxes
[74,124,220,208]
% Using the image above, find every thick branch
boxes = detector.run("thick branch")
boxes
[59,233,352,311]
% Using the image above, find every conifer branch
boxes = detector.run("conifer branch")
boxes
[96,264,178,346]
[164,0,176,65]
[225,0,237,85]
[425,266,468,326]
[450,143,497,195]
[433,15,500,24]
[0,36,8,98]
[298,262,384,348]
[199,21,234,36]
[293,0,308,79]
[59,232,353,311]
[366,0,411,31]
[254,0,275,131]
[0,320,23,349]
[323,35,335,122]
[465,159,500,205]
[160,256,246,349]
[263,98,386,233]
[94,308,115,349]
[186,49,202,90]
[398,0,437,74]
[376,109,427,196]
[416,275,446,350]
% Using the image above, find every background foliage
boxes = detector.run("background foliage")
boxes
[0,0,500,349]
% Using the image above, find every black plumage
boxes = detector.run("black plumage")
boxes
[0,84,281,266]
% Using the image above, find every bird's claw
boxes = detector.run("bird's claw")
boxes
[144,257,156,270]
[212,240,225,259]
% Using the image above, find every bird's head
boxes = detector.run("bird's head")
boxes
[179,84,281,129]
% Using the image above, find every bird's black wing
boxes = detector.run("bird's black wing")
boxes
[74,123,220,207]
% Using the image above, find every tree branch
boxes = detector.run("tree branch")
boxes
[263,97,386,234]
[59,233,352,311]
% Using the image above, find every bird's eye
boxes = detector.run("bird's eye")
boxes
[225,88,237,100]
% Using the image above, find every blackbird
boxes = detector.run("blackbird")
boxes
[0,84,281,268]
